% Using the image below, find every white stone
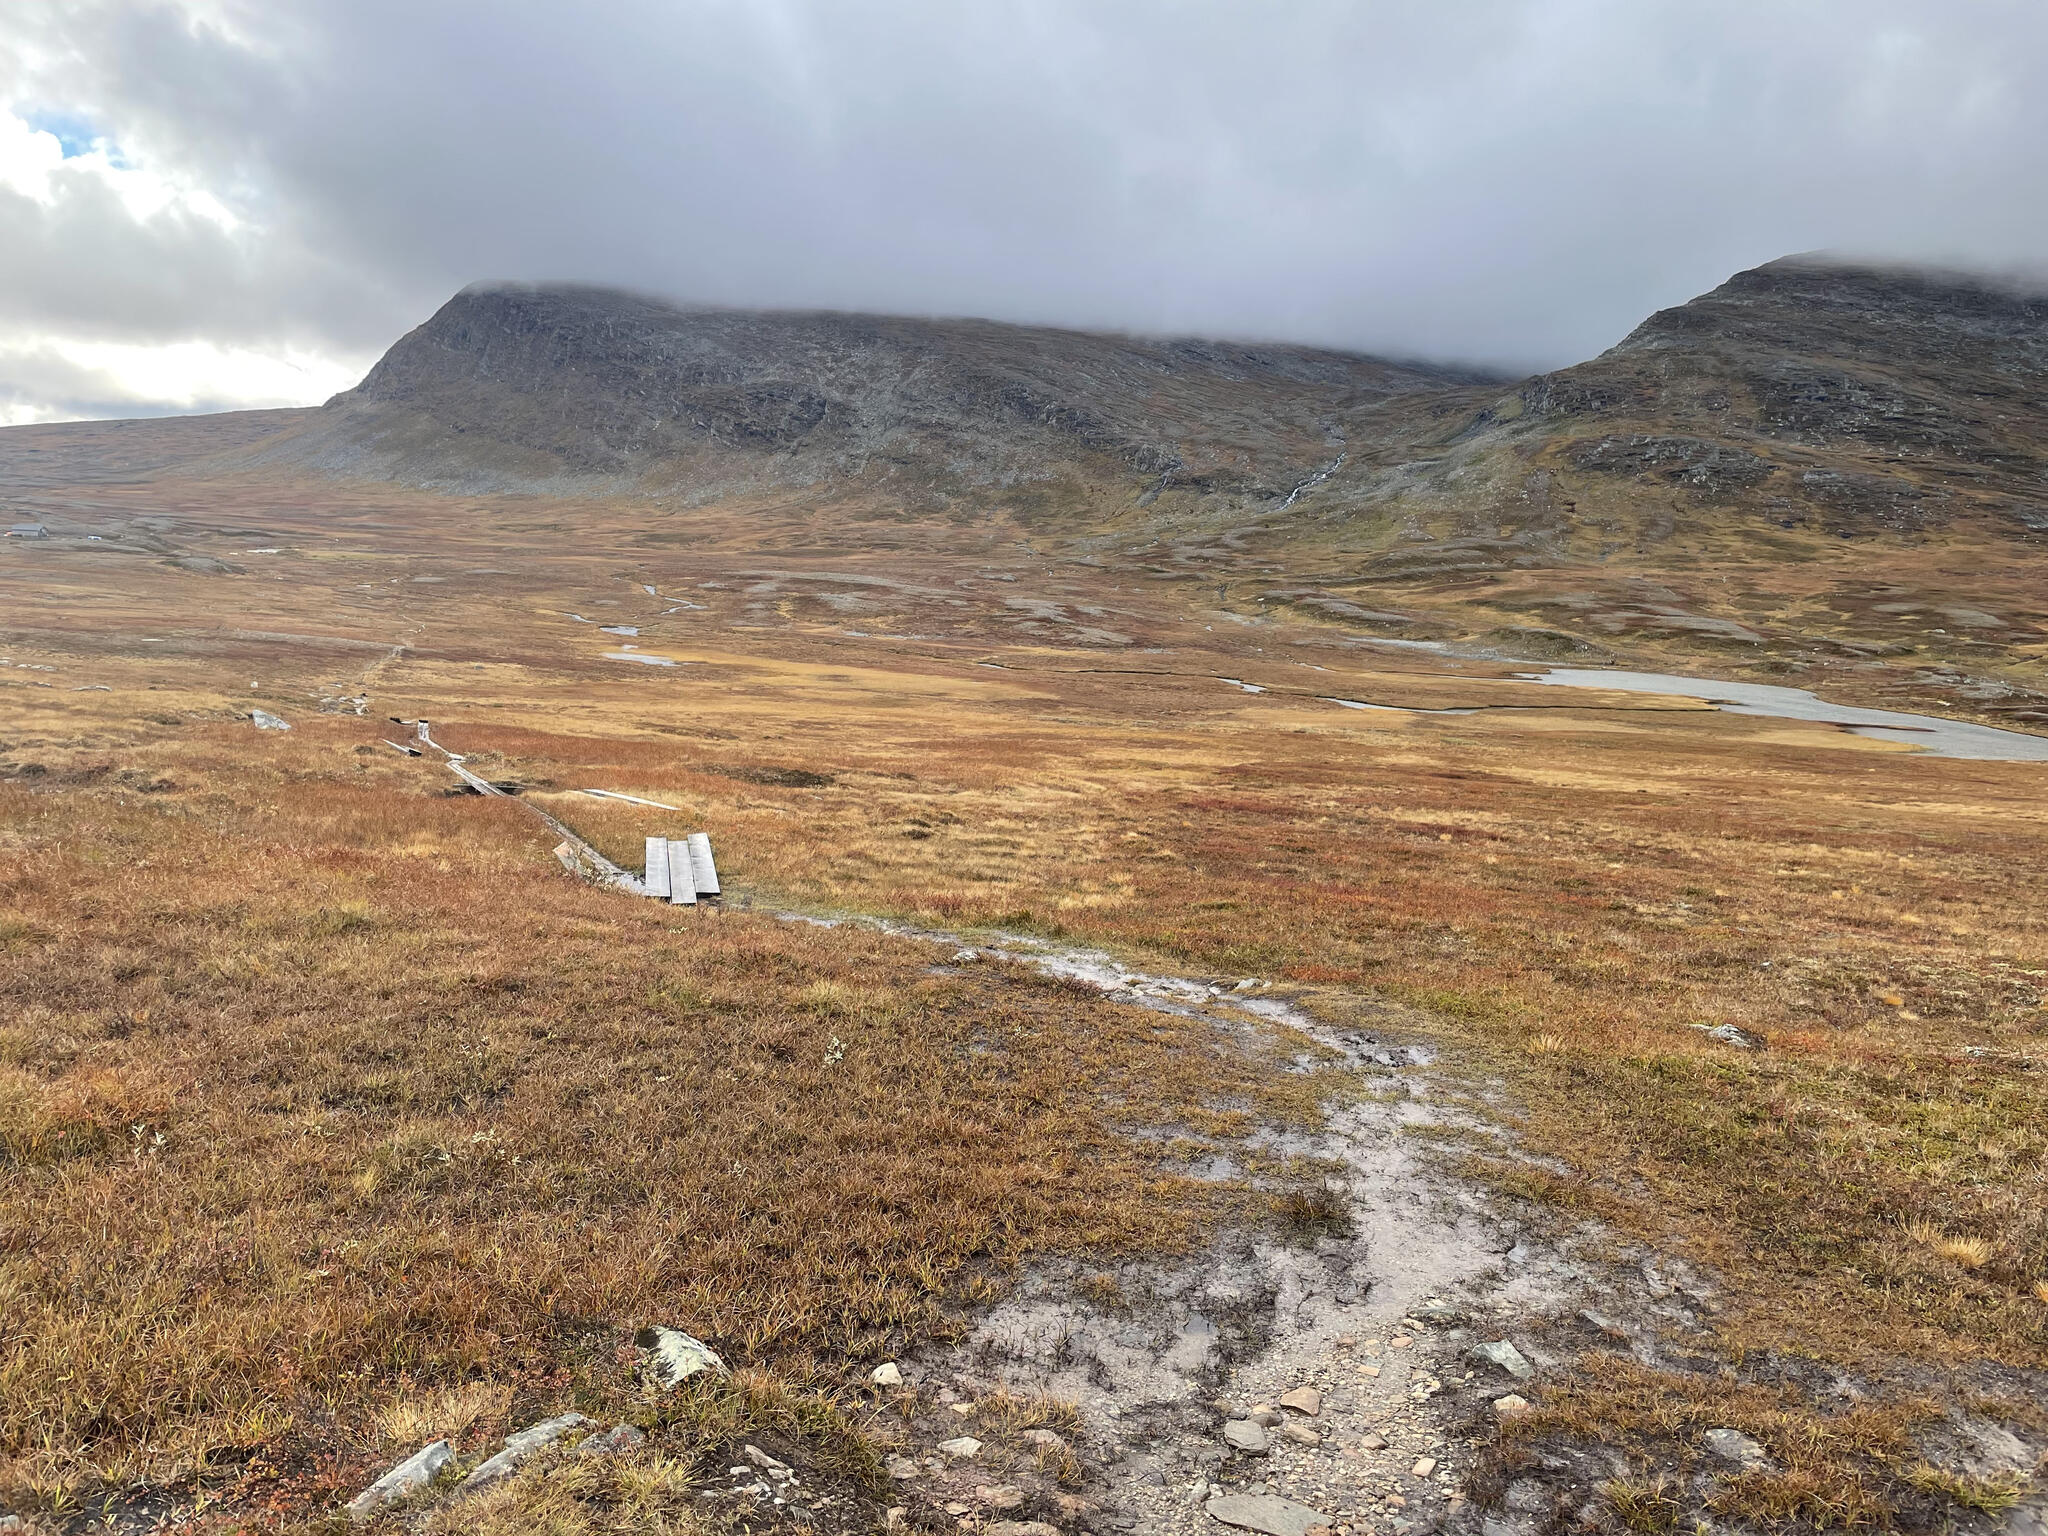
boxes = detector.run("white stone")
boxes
[637,1324,727,1386]
[347,1440,453,1518]
[938,1437,983,1459]
[1702,1428,1768,1468]
[459,1413,594,1491]
[871,1361,904,1387]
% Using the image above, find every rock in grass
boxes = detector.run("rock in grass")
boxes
[1205,1491,1331,1536]
[1466,1340,1534,1380]
[1703,1023,1763,1050]
[250,709,292,731]
[1492,1394,1532,1420]
[988,1523,1063,1536]
[938,1437,984,1459]
[347,1440,454,1518]
[460,1413,595,1492]
[871,1361,904,1387]
[1278,1386,1322,1417]
[581,1424,645,1456]
[636,1325,727,1386]
[1223,1419,1271,1454]
[1702,1428,1768,1468]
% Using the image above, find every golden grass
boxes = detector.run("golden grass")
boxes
[0,742,1313,1519]
[5,471,2048,1527]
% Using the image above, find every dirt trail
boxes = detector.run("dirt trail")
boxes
[752,910,1735,1536]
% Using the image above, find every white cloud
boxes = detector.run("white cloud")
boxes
[0,110,239,226]
[2,0,2046,421]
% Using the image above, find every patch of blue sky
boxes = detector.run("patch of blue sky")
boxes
[23,111,115,162]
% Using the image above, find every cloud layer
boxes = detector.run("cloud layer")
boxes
[4,0,2047,419]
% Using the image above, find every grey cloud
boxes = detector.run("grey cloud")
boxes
[5,0,2048,417]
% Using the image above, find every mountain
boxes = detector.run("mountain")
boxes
[237,283,1500,504]
[209,258,2048,550]
[1512,255,2048,536]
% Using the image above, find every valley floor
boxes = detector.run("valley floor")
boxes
[0,472,2043,1536]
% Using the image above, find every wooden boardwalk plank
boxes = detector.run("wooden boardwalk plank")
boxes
[644,835,671,898]
[665,839,697,905]
[686,832,720,896]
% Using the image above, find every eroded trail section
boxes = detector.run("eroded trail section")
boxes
[764,912,1743,1536]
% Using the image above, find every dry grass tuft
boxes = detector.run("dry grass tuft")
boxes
[1273,1182,1354,1242]
[1901,1465,2028,1514]
[374,1380,515,1447]
[1904,1219,1996,1269]
[1601,1473,1682,1533]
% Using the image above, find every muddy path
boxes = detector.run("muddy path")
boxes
[738,910,1733,1536]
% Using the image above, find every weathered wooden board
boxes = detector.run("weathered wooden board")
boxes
[686,832,720,896]
[665,840,697,905]
[644,835,671,898]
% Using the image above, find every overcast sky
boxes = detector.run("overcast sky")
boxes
[1,0,2044,422]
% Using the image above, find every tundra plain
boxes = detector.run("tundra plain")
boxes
[2,463,2044,1536]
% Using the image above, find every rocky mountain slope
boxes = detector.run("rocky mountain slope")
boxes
[1513,255,2048,536]
[236,283,1498,503]
[207,257,2048,552]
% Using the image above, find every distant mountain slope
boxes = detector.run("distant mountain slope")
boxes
[242,284,1498,502]
[1515,256,2048,535]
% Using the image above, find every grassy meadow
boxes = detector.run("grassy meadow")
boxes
[1,477,2044,1529]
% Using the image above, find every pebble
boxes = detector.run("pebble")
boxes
[872,1361,905,1387]
[1279,1387,1323,1417]
[938,1437,984,1460]
[988,1523,1063,1536]
[1023,1428,1070,1452]
[1359,1433,1388,1452]
[1224,1420,1273,1454]
[1281,1423,1322,1446]
[1411,1457,1437,1478]
[1492,1395,1532,1420]
[979,1485,1028,1510]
